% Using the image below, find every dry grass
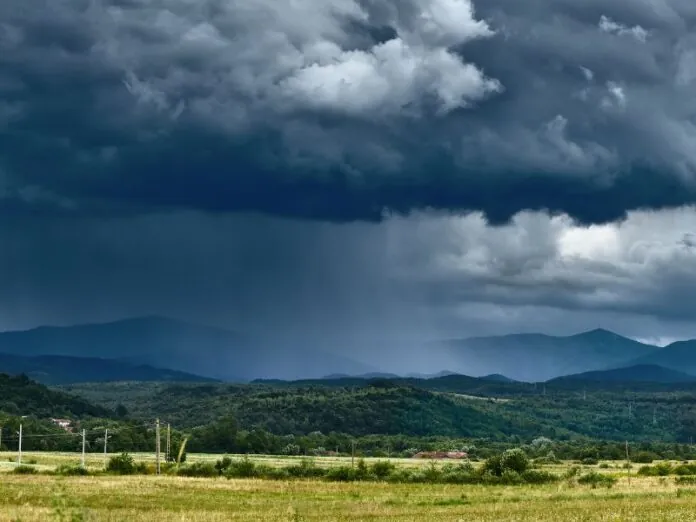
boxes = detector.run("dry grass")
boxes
[0,466,695,521]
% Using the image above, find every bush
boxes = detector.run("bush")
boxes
[563,466,581,479]
[286,459,325,479]
[481,455,504,477]
[577,472,617,488]
[178,462,218,478]
[106,453,144,475]
[674,464,696,476]
[499,470,524,485]
[224,458,262,478]
[501,449,529,474]
[215,457,232,475]
[633,452,658,464]
[13,465,37,475]
[55,464,90,476]
[581,457,599,465]
[521,470,559,484]
[326,466,359,482]
[638,463,672,477]
[370,461,395,480]
[675,476,696,485]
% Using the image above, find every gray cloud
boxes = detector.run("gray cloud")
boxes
[4,0,696,374]
[1,0,696,223]
[3,208,696,373]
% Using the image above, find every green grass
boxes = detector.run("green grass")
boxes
[1,452,695,520]
[1,474,696,521]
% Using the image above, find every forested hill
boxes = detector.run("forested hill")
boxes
[0,373,112,419]
[64,377,696,443]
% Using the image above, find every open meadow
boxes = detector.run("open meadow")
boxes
[1,453,696,521]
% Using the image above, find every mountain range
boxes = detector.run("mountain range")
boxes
[550,364,696,384]
[438,329,663,382]
[0,353,217,385]
[1,317,696,383]
[0,316,373,382]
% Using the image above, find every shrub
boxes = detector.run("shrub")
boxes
[178,462,218,478]
[326,466,359,482]
[563,466,581,479]
[224,458,260,478]
[521,470,559,484]
[578,472,617,488]
[638,463,672,477]
[13,465,37,475]
[354,459,371,480]
[55,464,90,476]
[370,461,395,480]
[581,457,599,466]
[633,452,658,464]
[286,459,325,479]
[499,470,524,485]
[599,463,610,469]
[501,449,529,474]
[418,462,442,483]
[675,476,696,485]
[215,457,232,475]
[481,455,504,477]
[106,453,144,475]
[674,464,696,476]
[282,443,301,456]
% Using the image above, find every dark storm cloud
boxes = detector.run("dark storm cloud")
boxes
[1,0,696,224]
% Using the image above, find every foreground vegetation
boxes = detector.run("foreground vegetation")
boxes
[1,471,696,521]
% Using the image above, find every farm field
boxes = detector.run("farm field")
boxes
[1,453,696,521]
[1,473,696,521]
[0,451,456,472]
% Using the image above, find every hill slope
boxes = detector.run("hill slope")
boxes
[0,353,217,385]
[440,329,658,381]
[551,364,696,384]
[0,316,373,381]
[626,340,696,376]
[0,373,111,419]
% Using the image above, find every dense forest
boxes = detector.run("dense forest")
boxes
[63,376,696,443]
[4,372,696,460]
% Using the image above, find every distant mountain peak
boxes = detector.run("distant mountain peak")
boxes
[570,328,621,339]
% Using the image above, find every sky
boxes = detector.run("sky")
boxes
[2,0,696,368]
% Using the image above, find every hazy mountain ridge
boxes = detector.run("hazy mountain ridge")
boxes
[1,317,694,382]
[440,328,660,382]
[624,340,696,376]
[0,352,217,385]
[550,364,696,384]
[0,316,373,381]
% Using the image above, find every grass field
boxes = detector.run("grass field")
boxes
[1,453,695,521]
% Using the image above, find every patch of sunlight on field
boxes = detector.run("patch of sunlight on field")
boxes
[1,471,696,521]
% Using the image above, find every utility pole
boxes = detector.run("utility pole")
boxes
[625,441,631,486]
[103,429,109,467]
[17,424,22,465]
[653,407,657,426]
[155,419,161,475]
[351,440,356,468]
[583,389,586,401]
[166,423,171,462]
[0,425,3,452]
[81,429,86,468]
[628,403,632,418]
